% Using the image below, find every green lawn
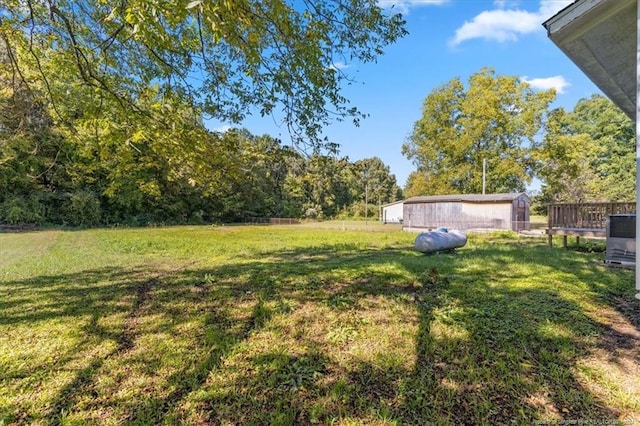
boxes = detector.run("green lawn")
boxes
[1,225,638,425]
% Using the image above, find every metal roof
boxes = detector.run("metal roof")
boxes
[381,200,404,208]
[543,0,636,119]
[404,193,529,204]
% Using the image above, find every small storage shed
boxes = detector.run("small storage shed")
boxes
[403,193,530,232]
[381,200,404,224]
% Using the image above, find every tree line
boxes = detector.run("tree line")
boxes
[0,85,402,225]
[1,66,634,226]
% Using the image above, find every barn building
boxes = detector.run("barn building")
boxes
[381,200,404,224]
[403,193,530,232]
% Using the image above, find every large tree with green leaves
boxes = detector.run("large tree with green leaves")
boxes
[1,0,406,149]
[350,157,402,204]
[402,68,555,196]
[535,94,635,204]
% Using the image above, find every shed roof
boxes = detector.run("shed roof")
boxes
[404,193,529,205]
[381,200,404,208]
[542,0,635,119]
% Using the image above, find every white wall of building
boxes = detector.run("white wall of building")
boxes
[382,202,404,223]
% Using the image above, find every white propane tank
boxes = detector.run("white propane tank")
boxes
[415,228,467,253]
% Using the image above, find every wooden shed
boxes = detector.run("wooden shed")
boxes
[403,193,530,232]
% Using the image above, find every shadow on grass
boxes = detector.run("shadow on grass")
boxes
[1,238,637,424]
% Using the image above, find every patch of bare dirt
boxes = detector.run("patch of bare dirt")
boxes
[119,277,157,352]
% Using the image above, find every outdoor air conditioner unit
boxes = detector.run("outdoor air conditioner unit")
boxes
[605,214,636,267]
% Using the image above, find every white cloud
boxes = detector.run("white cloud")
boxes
[330,61,351,71]
[450,0,573,46]
[538,0,572,17]
[378,0,450,15]
[450,9,540,45]
[213,124,231,133]
[522,75,570,94]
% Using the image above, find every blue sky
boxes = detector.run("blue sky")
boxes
[210,0,602,189]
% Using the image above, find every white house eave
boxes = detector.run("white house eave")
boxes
[543,0,618,36]
[543,0,636,119]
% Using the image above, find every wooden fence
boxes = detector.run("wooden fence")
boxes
[241,217,301,225]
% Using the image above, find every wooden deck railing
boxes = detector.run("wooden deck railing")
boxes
[547,202,635,246]
[548,202,635,230]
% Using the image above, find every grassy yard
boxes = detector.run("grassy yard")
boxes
[0,225,638,425]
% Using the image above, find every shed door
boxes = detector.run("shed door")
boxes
[515,199,526,231]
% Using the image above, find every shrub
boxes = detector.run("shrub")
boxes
[0,197,44,224]
[61,191,101,227]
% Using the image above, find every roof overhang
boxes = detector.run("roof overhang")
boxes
[543,0,636,119]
